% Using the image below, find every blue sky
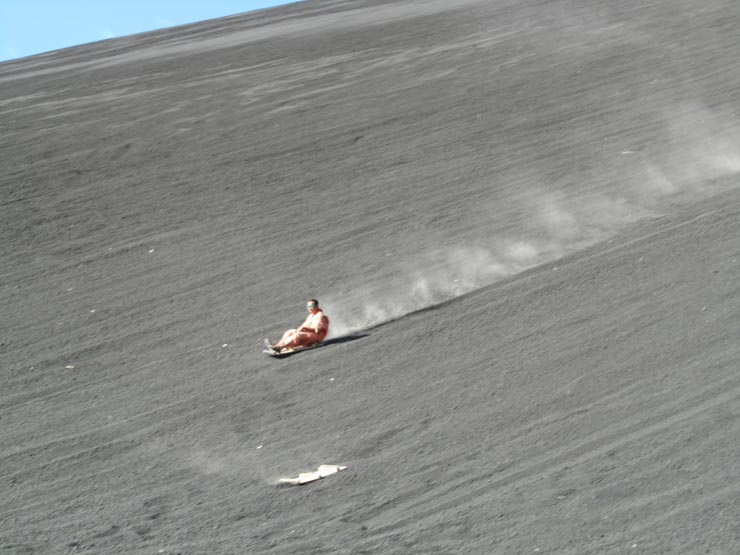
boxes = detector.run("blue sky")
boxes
[0,1,296,62]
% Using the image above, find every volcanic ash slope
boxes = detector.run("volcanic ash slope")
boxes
[2,0,740,553]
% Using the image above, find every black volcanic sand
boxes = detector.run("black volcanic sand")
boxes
[3,1,740,553]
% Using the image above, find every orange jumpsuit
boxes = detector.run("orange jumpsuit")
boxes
[275,309,329,349]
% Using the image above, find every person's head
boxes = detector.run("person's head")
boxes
[306,299,320,313]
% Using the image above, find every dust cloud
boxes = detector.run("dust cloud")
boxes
[325,103,740,336]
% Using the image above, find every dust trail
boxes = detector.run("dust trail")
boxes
[633,103,740,203]
[324,194,653,337]
[664,103,740,183]
[185,434,279,485]
[188,446,293,486]
[325,103,740,336]
[187,438,344,486]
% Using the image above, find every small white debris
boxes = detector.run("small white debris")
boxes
[65,365,75,369]
[222,343,228,347]
[90,309,96,313]
[67,288,73,292]
[701,307,707,312]
[622,150,636,154]
[329,377,335,381]
[149,248,155,253]
[632,545,638,549]
[279,464,347,485]
[256,445,263,449]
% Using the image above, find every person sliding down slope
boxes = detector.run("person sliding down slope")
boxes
[265,299,329,354]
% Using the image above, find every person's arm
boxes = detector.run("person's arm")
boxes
[305,315,317,333]
[296,315,309,332]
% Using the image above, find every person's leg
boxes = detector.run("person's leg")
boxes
[278,331,321,349]
[293,331,321,348]
[274,329,298,348]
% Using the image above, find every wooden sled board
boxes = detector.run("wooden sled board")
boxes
[263,342,324,358]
